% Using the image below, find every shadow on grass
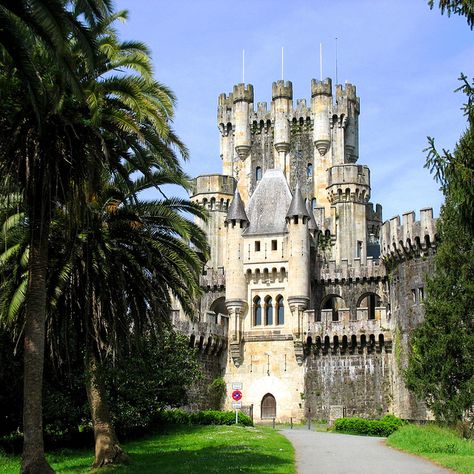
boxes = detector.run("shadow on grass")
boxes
[106,446,292,474]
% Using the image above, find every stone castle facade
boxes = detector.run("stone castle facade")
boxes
[174,78,438,422]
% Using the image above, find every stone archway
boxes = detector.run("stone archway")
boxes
[261,393,276,419]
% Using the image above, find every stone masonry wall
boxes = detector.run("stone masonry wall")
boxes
[388,255,434,420]
[304,351,391,420]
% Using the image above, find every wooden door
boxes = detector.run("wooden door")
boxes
[261,393,276,419]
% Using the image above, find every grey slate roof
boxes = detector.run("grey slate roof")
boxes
[244,169,292,235]
[306,199,318,230]
[226,189,248,222]
[286,182,310,218]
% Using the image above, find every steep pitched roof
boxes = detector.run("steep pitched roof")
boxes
[306,199,318,231]
[226,188,248,222]
[286,182,310,219]
[244,169,292,235]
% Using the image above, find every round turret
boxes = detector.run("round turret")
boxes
[233,84,254,160]
[311,78,332,156]
[272,80,293,169]
[225,189,248,309]
[286,183,310,312]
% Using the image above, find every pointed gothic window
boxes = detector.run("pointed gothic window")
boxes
[265,296,273,325]
[277,295,284,325]
[256,166,262,181]
[254,296,262,326]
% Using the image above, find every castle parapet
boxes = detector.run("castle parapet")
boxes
[311,78,332,97]
[171,309,228,354]
[200,267,225,289]
[233,83,254,103]
[327,164,370,204]
[316,257,385,282]
[272,80,293,100]
[303,310,391,355]
[191,174,235,198]
[336,82,360,109]
[380,208,438,260]
[218,92,234,126]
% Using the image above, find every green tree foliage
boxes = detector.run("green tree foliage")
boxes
[104,332,202,433]
[428,1,474,29]
[406,77,474,436]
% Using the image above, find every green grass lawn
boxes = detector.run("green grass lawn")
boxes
[0,425,295,474]
[387,424,474,474]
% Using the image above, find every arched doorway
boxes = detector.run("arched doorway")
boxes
[261,393,276,419]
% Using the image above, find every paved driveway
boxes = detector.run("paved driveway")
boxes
[281,429,452,474]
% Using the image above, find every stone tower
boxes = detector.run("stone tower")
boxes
[183,77,437,423]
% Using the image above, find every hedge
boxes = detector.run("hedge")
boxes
[334,415,406,437]
[156,409,253,427]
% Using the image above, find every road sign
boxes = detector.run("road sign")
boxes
[232,382,243,390]
[232,402,242,409]
[232,390,242,401]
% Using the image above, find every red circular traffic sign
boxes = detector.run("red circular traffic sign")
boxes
[232,390,242,401]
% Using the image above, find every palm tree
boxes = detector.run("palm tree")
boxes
[0,0,111,115]
[0,7,201,470]
[0,167,209,467]
[56,166,207,466]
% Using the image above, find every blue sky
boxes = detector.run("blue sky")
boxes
[115,0,473,220]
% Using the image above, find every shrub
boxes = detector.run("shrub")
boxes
[207,377,226,409]
[156,409,252,427]
[334,415,406,437]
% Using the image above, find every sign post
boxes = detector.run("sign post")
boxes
[231,386,243,424]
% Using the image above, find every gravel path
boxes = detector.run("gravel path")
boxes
[281,429,452,474]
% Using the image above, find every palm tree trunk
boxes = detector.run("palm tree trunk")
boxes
[85,349,129,468]
[21,212,54,474]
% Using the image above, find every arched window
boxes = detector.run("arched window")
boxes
[307,163,313,177]
[261,393,276,419]
[256,166,262,181]
[265,296,273,325]
[254,296,262,326]
[276,295,284,325]
[357,293,381,320]
[311,197,317,210]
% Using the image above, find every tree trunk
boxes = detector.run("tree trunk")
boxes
[21,213,54,474]
[85,350,129,468]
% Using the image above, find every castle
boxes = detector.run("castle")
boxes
[173,77,438,422]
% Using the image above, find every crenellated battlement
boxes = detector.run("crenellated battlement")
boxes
[200,267,225,290]
[171,309,228,355]
[217,92,234,126]
[315,257,386,283]
[293,99,311,120]
[336,82,359,104]
[233,83,254,103]
[380,208,438,260]
[366,202,383,223]
[272,80,293,100]
[311,78,332,97]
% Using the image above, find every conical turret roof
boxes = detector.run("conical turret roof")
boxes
[306,199,318,231]
[286,182,310,219]
[226,188,248,222]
